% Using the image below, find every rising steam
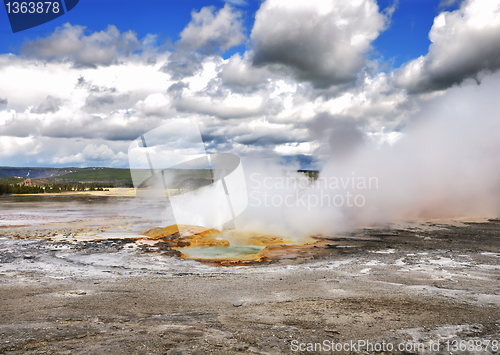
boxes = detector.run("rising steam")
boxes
[234,73,500,238]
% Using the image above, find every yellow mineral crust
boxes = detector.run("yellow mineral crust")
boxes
[248,235,292,246]
[220,230,293,246]
[140,225,229,248]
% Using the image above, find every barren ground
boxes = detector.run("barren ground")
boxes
[0,195,499,354]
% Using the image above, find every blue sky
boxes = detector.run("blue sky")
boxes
[1,0,458,68]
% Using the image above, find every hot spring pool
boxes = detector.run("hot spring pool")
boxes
[174,246,265,260]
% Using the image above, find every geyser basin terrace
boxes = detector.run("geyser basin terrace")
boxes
[0,194,499,354]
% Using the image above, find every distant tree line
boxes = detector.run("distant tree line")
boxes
[0,182,133,195]
[0,184,44,195]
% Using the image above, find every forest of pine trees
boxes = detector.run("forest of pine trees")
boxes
[0,182,129,195]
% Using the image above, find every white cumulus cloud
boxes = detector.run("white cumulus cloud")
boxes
[395,0,500,93]
[20,24,142,68]
[250,0,388,87]
[177,4,245,54]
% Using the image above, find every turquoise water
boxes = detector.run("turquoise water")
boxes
[175,246,265,259]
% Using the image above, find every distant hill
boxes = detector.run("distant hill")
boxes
[0,167,132,183]
[55,168,132,181]
[0,167,77,179]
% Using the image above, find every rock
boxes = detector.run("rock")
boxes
[325,329,340,334]
[162,249,183,257]
[155,241,176,249]
[176,239,191,248]
[141,225,182,240]
[233,302,243,307]
[141,224,222,240]
[234,343,249,351]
